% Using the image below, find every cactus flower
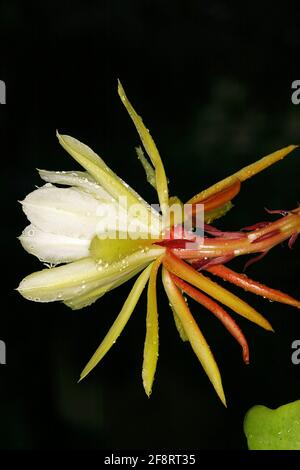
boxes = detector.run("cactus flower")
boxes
[17,81,300,405]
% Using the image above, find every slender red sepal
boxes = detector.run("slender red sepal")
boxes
[288,232,298,249]
[265,208,289,216]
[243,251,268,271]
[206,264,300,309]
[251,229,281,244]
[242,222,271,231]
[191,254,234,271]
[170,272,249,363]
[204,224,246,239]
[156,238,195,249]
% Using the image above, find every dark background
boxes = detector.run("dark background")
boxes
[1,0,300,450]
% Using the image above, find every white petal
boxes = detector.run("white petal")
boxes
[19,224,90,263]
[38,170,115,203]
[22,183,161,240]
[17,247,164,303]
[21,184,111,239]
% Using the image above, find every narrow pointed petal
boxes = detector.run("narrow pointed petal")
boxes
[162,267,226,406]
[135,146,156,189]
[118,80,169,214]
[79,264,153,381]
[142,256,163,397]
[163,251,273,331]
[207,265,300,309]
[19,224,90,263]
[56,132,161,233]
[190,178,241,212]
[170,273,249,363]
[171,307,189,342]
[188,145,298,205]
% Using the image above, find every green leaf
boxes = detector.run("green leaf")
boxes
[244,400,300,450]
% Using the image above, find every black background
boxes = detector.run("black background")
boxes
[1,0,300,451]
